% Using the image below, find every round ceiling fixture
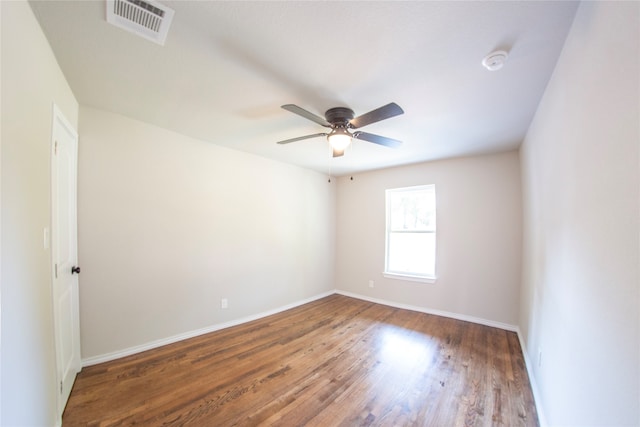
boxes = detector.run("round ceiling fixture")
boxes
[482,50,509,71]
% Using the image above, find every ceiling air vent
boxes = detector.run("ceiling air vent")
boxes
[106,0,175,46]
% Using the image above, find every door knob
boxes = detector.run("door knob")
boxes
[71,266,81,274]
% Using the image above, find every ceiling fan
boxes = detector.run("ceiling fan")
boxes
[277,102,404,157]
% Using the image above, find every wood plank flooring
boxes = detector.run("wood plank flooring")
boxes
[63,294,538,426]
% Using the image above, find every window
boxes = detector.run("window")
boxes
[384,184,436,283]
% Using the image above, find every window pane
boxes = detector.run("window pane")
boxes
[389,189,435,232]
[387,232,435,277]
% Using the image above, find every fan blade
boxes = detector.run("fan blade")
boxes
[333,148,345,158]
[353,131,402,148]
[276,133,328,145]
[349,102,404,129]
[282,104,331,127]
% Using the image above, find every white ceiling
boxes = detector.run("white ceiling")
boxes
[30,0,579,176]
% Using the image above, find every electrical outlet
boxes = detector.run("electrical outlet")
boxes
[368,280,374,288]
[538,348,542,367]
[221,298,228,309]
[43,227,50,250]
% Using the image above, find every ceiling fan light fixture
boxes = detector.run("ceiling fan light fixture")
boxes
[277,103,404,153]
[327,127,352,151]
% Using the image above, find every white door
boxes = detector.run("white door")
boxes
[51,104,81,417]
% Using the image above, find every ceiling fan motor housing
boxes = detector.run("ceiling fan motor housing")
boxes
[325,107,355,126]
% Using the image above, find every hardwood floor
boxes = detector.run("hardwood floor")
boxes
[63,295,538,426]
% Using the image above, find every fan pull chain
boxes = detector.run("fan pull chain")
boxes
[348,138,356,182]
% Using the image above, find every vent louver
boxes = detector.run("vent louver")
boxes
[106,0,174,46]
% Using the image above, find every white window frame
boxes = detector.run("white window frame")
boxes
[383,184,436,283]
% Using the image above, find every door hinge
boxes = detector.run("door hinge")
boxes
[55,264,58,279]
[54,140,58,155]
[60,381,63,394]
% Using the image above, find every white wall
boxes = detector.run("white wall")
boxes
[77,106,335,360]
[1,1,79,425]
[519,2,639,426]
[335,151,522,326]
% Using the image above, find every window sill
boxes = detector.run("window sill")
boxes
[383,272,437,284]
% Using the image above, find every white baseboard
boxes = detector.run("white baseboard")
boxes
[515,328,548,427]
[336,290,518,332]
[81,290,335,367]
